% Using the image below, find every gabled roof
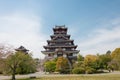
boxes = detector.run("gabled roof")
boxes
[53,25,67,30]
[15,46,29,52]
[53,34,68,40]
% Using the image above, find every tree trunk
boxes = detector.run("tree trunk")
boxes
[12,69,16,80]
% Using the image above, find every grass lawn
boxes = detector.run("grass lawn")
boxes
[18,74,120,80]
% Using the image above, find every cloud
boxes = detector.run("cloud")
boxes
[78,18,120,56]
[0,12,46,59]
[1,12,120,59]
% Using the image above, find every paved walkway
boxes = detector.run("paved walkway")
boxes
[0,71,120,80]
[0,72,44,80]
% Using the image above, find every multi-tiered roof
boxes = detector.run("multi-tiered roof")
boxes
[15,46,29,54]
[41,25,79,60]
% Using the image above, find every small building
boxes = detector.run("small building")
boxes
[15,46,29,54]
[41,25,79,62]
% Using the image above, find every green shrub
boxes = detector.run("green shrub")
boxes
[72,68,85,74]
[44,61,56,73]
[85,67,96,74]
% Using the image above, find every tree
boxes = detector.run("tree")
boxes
[77,54,84,62]
[106,50,111,55]
[98,53,111,70]
[72,61,85,74]
[56,57,69,74]
[5,52,23,80]
[0,44,13,58]
[5,51,36,80]
[108,59,119,71]
[111,48,120,70]
[44,60,56,73]
[111,48,120,59]
[84,55,99,70]
[0,44,13,74]
[73,61,84,68]
[16,53,36,74]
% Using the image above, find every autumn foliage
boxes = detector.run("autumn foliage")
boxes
[55,57,69,73]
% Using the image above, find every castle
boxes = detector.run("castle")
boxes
[41,25,79,63]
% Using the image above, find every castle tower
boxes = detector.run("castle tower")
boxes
[41,25,79,61]
[15,46,29,54]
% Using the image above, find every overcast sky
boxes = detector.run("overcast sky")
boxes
[0,0,120,59]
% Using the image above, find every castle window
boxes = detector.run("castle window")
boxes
[63,48,66,50]
[68,53,73,56]
[46,49,49,51]
[72,48,74,50]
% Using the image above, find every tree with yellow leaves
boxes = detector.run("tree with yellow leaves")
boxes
[84,55,99,70]
[56,57,69,74]
[109,48,120,70]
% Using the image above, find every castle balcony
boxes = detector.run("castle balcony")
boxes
[47,40,73,43]
[44,45,77,49]
[50,34,70,37]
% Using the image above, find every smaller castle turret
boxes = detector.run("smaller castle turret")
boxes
[15,46,29,54]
